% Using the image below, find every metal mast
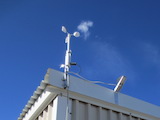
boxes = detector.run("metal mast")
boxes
[61,26,80,88]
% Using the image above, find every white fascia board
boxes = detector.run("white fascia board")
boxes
[44,68,160,118]
[18,80,49,120]
[23,90,56,120]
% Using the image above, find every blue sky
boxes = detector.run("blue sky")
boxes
[0,0,160,119]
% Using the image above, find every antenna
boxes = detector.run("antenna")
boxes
[114,76,126,92]
[61,26,80,88]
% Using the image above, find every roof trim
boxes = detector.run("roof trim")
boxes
[18,80,48,120]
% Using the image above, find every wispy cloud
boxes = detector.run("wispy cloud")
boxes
[92,42,133,75]
[82,41,136,85]
[77,21,93,40]
[140,42,160,65]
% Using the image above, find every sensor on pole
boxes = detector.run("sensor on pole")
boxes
[114,76,126,92]
[61,26,80,88]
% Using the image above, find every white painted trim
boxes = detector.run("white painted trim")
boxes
[23,90,56,120]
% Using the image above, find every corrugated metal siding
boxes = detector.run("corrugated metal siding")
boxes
[35,100,53,120]
[28,95,149,120]
[71,99,146,120]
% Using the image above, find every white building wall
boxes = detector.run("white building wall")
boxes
[33,96,147,120]
[35,99,53,120]
[35,95,68,120]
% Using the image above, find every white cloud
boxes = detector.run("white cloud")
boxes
[77,21,93,40]
[91,42,129,75]
[82,41,136,85]
[140,42,160,65]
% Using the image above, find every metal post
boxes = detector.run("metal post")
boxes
[61,26,80,88]
[64,33,71,88]
[61,26,80,120]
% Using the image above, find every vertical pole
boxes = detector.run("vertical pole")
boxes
[61,27,80,120]
[64,34,71,88]
[64,33,72,120]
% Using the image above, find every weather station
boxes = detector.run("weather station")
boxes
[18,26,160,120]
[60,26,80,89]
[60,26,126,92]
